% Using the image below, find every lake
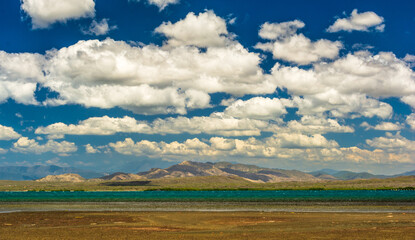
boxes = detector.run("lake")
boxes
[0,190,414,202]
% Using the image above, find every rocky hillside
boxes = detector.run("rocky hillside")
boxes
[99,172,146,181]
[36,173,85,182]
[136,161,320,183]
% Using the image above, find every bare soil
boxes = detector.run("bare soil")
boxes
[1,211,414,239]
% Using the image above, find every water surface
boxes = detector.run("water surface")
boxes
[0,190,414,202]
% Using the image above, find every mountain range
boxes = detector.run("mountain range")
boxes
[2,161,414,182]
[0,165,103,180]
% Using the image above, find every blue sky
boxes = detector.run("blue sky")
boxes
[0,0,414,174]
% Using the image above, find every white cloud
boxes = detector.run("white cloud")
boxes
[360,121,403,131]
[289,93,393,119]
[283,115,354,134]
[148,0,179,10]
[109,133,338,159]
[36,116,151,136]
[151,113,270,136]
[108,133,413,164]
[404,54,415,68]
[82,19,117,36]
[256,20,342,65]
[85,144,100,154]
[406,113,415,130]
[327,9,384,33]
[0,51,44,104]
[401,95,415,108]
[224,97,288,120]
[36,114,271,137]
[109,138,161,156]
[258,20,305,40]
[45,157,69,167]
[272,133,339,149]
[271,51,415,118]
[0,125,21,140]
[12,137,77,156]
[155,11,231,48]
[0,11,275,114]
[21,0,95,29]
[366,132,415,153]
[130,0,179,11]
[40,35,268,113]
[335,146,412,164]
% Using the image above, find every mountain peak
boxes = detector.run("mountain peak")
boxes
[36,173,85,182]
[137,161,319,183]
[179,160,193,165]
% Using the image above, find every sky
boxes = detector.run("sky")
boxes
[0,0,414,175]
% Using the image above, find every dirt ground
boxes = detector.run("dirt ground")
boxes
[1,211,414,239]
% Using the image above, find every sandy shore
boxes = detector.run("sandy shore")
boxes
[1,201,415,213]
[1,211,415,239]
[1,202,414,239]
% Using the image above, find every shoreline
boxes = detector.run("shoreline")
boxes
[1,201,414,213]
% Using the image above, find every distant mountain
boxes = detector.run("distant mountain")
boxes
[309,169,390,180]
[0,165,103,180]
[317,169,340,175]
[308,172,337,180]
[3,162,413,182]
[36,173,85,182]
[99,172,146,181]
[395,170,415,177]
[104,157,177,174]
[136,161,320,183]
[331,171,388,180]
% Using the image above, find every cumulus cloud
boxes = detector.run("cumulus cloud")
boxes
[35,116,151,136]
[130,0,179,11]
[406,113,415,130]
[109,133,338,159]
[39,36,267,113]
[108,133,412,164]
[366,132,415,153]
[401,95,415,109]
[327,9,385,33]
[21,0,95,29]
[258,20,305,40]
[85,144,100,154]
[271,51,415,118]
[0,125,21,140]
[404,54,415,68]
[148,0,179,10]
[0,51,45,104]
[151,113,270,136]
[12,137,77,156]
[82,19,117,36]
[35,114,271,137]
[272,133,339,149]
[256,20,342,65]
[360,121,403,131]
[0,11,274,114]
[224,97,288,120]
[155,11,231,48]
[109,138,162,156]
[283,116,354,134]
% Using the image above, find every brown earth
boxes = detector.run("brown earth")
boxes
[1,211,414,239]
[36,173,85,183]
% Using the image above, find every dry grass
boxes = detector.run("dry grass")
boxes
[0,175,414,191]
[1,211,414,239]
